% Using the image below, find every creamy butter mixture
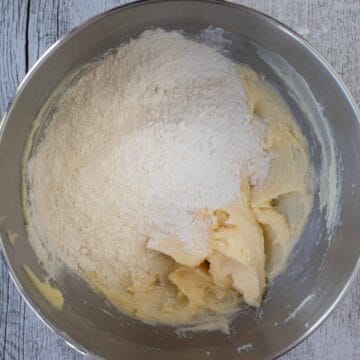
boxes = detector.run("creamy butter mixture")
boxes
[23,29,312,329]
[23,266,64,311]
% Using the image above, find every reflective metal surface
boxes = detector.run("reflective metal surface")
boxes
[0,1,359,359]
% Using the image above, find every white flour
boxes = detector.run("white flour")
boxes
[26,29,271,286]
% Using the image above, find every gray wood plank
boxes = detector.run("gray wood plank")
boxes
[27,0,132,66]
[0,1,29,359]
[0,0,358,359]
[0,0,28,114]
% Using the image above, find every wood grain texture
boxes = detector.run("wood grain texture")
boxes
[0,1,358,359]
[0,2,29,359]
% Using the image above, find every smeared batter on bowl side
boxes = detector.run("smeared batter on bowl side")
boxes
[23,29,312,330]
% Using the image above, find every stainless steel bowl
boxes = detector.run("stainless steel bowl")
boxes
[0,1,359,359]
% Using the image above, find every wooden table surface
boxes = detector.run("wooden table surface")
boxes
[0,1,359,359]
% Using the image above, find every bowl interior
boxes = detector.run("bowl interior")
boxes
[0,1,359,359]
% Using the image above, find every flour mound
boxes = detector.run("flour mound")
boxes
[26,29,271,287]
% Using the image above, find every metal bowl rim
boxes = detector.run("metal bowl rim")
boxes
[0,0,359,358]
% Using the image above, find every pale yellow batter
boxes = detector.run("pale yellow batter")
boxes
[23,30,312,329]
[23,266,64,311]
[77,67,312,327]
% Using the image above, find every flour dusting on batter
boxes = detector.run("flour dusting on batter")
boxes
[23,29,313,328]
